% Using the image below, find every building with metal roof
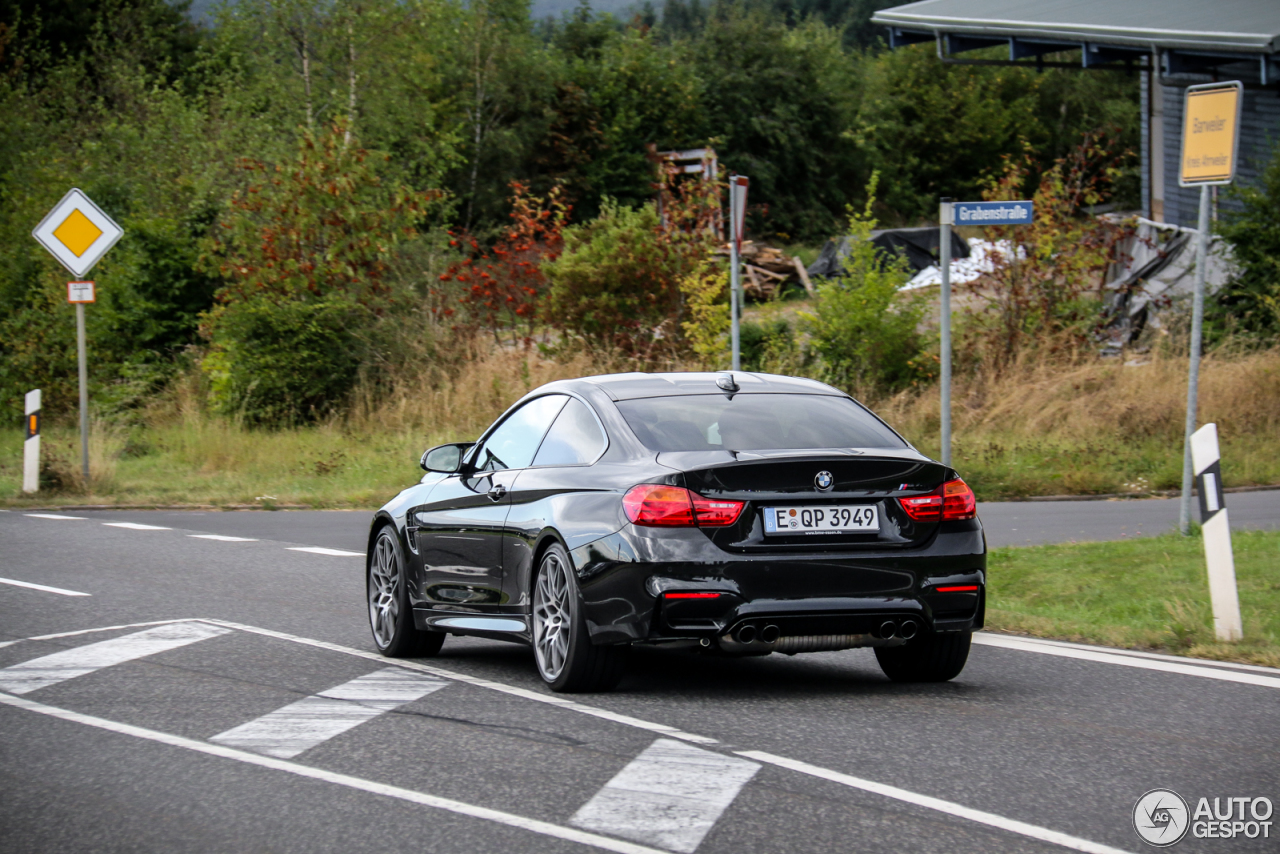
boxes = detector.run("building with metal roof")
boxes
[871,1,1280,227]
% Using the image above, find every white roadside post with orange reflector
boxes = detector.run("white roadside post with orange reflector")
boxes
[1190,423,1243,641]
[23,389,40,493]
[31,189,124,486]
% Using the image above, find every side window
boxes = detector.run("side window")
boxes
[532,398,607,466]
[472,395,567,473]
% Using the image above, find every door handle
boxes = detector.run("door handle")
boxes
[487,484,507,501]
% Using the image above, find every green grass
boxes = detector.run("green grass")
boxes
[987,530,1280,667]
[0,422,432,509]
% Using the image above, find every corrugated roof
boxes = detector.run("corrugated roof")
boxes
[872,0,1280,54]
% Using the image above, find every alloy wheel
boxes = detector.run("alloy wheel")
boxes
[533,551,572,680]
[368,533,400,649]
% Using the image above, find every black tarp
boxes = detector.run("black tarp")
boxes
[808,227,971,280]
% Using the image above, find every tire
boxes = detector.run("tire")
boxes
[875,631,971,682]
[531,542,624,693]
[368,526,445,658]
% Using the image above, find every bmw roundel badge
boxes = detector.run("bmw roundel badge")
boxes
[815,471,834,491]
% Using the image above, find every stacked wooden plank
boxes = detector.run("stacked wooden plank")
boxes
[714,240,813,300]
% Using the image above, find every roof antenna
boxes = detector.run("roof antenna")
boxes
[716,372,739,392]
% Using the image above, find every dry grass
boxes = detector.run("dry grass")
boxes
[873,346,1280,497]
[3,342,1279,507]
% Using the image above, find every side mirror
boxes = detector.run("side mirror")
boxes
[420,442,473,473]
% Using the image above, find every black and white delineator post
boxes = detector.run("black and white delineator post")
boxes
[729,175,748,371]
[1190,423,1243,641]
[23,389,41,494]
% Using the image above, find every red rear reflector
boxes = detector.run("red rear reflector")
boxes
[935,585,979,593]
[623,484,743,528]
[900,478,976,522]
[663,592,722,599]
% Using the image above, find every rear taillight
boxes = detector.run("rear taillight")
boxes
[900,478,976,522]
[623,484,744,528]
[942,478,976,520]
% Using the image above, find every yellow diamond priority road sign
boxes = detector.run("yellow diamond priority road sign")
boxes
[32,188,124,277]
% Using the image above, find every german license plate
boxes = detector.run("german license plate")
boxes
[762,505,879,535]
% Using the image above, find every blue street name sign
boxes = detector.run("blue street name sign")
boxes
[953,200,1034,225]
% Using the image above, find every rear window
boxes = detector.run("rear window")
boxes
[616,394,907,452]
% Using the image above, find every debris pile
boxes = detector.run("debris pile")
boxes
[716,241,813,300]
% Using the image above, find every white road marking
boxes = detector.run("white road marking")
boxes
[188,534,258,542]
[197,618,720,745]
[975,632,1280,675]
[102,522,171,531]
[25,513,87,520]
[0,577,91,597]
[210,667,446,758]
[0,690,669,854]
[737,751,1136,854]
[286,546,364,557]
[571,738,760,853]
[974,633,1280,689]
[0,622,230,695]
[26,620,195,642]
[0,619,1180,853]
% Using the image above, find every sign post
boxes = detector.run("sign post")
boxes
[937,199,1033,468]
[1190,423,1243,641]
[23,389,41,493]
[1177,82,1242,535]
[729,176,749,371]
[31,189,123,487]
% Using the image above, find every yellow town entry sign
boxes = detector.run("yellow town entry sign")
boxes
[1179,82,1243,187]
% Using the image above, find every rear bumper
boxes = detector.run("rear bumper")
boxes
[571,521,986,645]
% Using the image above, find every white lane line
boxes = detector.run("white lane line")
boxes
[975,632,1280,676]
[189,534,258,542]
[0,577,91,597]
[211,667,447,758]
[197,618,719,745]
[738,751,1136,854]
[0,622,230,695]
[286,546,364,557]
[26,619,193,642]
[974,633,1280,690]
[571,738,760,853]
[25,513,88,520]
[102,521,172,531]
[0,691,669,854]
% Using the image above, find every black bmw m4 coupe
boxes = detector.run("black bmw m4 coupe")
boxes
[366,371,986,692]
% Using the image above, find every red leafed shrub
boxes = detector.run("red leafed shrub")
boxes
[435,182,570,345]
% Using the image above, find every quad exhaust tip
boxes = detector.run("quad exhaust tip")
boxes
[899,619,918,640]
[736,624,757,644]
[760,625,780,644]
[879,620,898,639]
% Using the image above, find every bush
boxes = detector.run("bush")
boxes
[803,179,932,395]
[203,299,371,425]
[1215,143,1280,340]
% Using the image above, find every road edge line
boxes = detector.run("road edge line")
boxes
[974,632,1280,675]
[974,634,1280,689]
[737,750,1137,854]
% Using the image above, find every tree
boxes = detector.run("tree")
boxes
[691,9,862,241]
[1214,143,1280,340]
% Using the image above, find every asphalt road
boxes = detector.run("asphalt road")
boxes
[1,502,1277,854]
